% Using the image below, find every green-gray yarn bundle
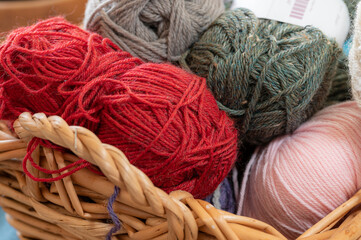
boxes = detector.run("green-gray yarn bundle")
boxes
[180,8,342,145]
[326,54,352,105]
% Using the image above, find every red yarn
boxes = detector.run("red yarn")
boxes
[0,17,142,131]
[0,18,238,198]
[97,63,238,197]
[22,138,103,182]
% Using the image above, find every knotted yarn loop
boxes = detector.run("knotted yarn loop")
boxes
[22,138,103,182]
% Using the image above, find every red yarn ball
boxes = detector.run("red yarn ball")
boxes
[97,63,238,197]
[0,17,142,131]
[0,18,238,198]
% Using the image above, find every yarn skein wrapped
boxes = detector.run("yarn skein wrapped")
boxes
[350,1,361,105]
[180,8,341,145]
[325,0,361,105]
[204,168,238,214]
[0,18,238,198]
[204,177,236,214]
[325,53,351,106]
[238,101,361,239]
[0,17,142,131]
[84,0,224,63]
[96,63,238,197]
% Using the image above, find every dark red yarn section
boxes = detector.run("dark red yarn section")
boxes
[0,18,238,198]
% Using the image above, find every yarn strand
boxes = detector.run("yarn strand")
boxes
[22,138,101,182]
[106,186,122,240]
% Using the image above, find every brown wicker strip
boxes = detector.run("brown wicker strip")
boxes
[0,112,356,239]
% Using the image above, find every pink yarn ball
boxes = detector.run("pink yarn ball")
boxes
[238,101,361,239]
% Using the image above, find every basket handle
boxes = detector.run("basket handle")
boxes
[13,112,287,240]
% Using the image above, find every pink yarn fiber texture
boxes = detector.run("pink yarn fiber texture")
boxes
[237,101,361,239]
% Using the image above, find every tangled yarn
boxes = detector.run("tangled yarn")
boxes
[0,17,142,132]
[180,8,341,145]
[0,18,238,198]
[238,101,361,239]
[83,0,224,63]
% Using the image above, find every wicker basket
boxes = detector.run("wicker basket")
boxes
[0,0,87,33]
[0,112,359,239]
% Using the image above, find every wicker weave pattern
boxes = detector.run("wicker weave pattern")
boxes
[0,112,359,239]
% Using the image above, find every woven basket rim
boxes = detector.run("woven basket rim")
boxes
[0,112,358,240]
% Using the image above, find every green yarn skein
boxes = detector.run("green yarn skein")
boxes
[180,8,341,145]
[326,54,351,105]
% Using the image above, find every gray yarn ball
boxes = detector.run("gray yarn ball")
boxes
[84,0,224,63]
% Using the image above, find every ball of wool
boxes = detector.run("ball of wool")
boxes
[83,0,225,63]
[204,176,236,214]
[0,18,238,198]
[96,63,238,198]
[350,1,361,105]
[237,101,361,239]
[0,17,142,132]
[180,8,341,145]
[325,53,351,106]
